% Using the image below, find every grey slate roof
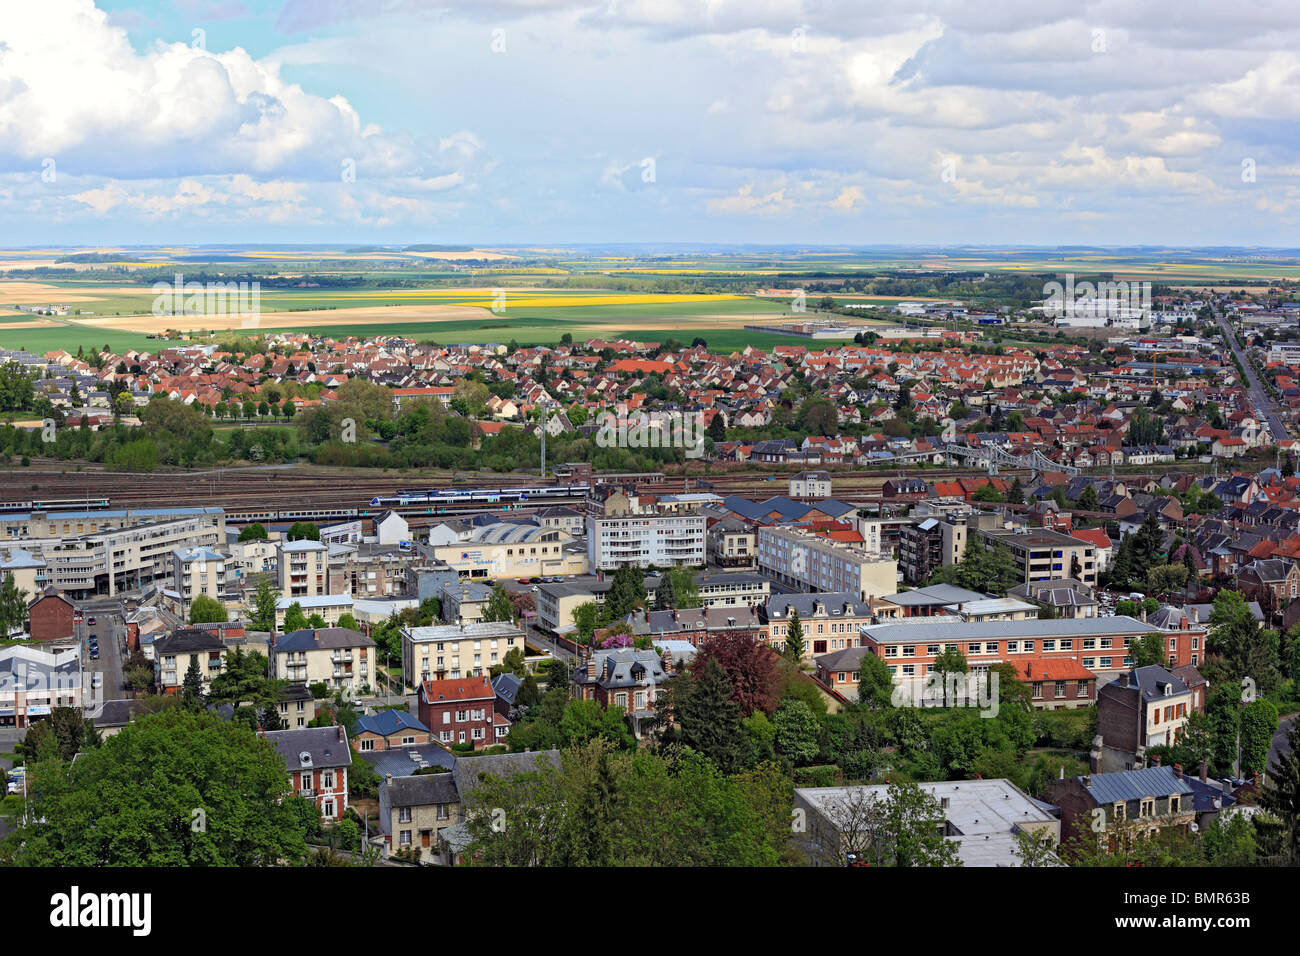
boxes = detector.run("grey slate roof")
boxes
[262,725,353,770]
[275,627,375,652]
[451,750,560,807]
[1079,766,1194,804]
[364,744,456,778]
[386,770,459,808]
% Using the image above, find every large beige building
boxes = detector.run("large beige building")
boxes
[171,546,227,617]
[271,626,376,694]
[424,524,586,581]
[401,620,524,684]
[981,528,1098,587]
[279,539,330,599]
[756,526,897,601]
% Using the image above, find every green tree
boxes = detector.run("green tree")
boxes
[181,657,205,711]
[2,710,309,866]
[282,602,309,633]
[189,594,228,625]
[670,657,746,773]
[481,583,515,624]
[16,707,100,763]
[605,564,647,620]
[1240,698,1279,778]
[857,651,895,710]
[931,645,969,706]
[251,579,278,632]
[0,572,28,636]
[286,521,321,542]
[238,523,268,541]
[1076,485,1100,512]
[1262,718,1300,864]
[804,780,961,867]
[772,699,820,766]
[1130,633,1166,668]
[783,608,805,663]
[1206,589,1278,693]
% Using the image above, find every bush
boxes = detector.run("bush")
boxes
[1032,707,1096,750]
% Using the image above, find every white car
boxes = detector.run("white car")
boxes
[5,781,18,795]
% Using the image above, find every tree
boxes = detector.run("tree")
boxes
[1240,699,1279,778]
[691,630,779,716]
[605,564,646,620]
[572,601,600,645]
[0,572,28,636]
[1206,589,1278,693]
[3,710,309,866]
[857,652,894,710]
[286,521,320,542]
[783,608,805,663]
[772,699,820,766]
[707,413,726,442]
[931,645,969,706]
[189,594,228,625]
[1076,485,1100,512]
[1130,633,1166,668]
[972,483,1004,503]
[662,567,700,610]
[17,707,100,763]
[481,583,515,624]
[669,657,747,773]
[1007,477,1024,504]
[181,658,205,711]
[238,523,268,541]
[251,579,278,632]
[282,602,309,634]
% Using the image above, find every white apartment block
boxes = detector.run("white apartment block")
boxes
[586,512,707,570]
[756,526,897,602]
[171,546,227,615]
[279,539,329,600]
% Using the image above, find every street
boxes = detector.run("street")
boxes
[1214,304,1291,442]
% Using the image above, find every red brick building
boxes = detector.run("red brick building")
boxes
[262,725,352,821]
[1020,657,1096,709]
[27,586,76,642]
[418,676,509,749]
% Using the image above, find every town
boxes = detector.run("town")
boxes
[0,281,1297,871]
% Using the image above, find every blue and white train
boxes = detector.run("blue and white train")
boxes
[368,483,590,508]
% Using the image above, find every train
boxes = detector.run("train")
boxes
[369,483,591,507]
[0,497,112,513]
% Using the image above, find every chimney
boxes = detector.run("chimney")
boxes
[1151,754,1161,767]
[337,725,345,743]
[1082,775,1091,788]
[1181,614,1188,631]
[1199,760,1209,784]
[1173,763,1183,779]
[385,773,392,786]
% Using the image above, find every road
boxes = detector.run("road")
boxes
[1269,714,1296,773]
[78,597,124,712]
[1214,304,1291,442]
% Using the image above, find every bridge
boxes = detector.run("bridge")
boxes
[942,443,1080,478]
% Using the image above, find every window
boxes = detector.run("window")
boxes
[399,807,412,823]
[399,830,412,846]
[322,800,335,819]
[437,804,450,820]
[1055,681,1067,698]
[1007,641,1019,653]
[359,739,374,752]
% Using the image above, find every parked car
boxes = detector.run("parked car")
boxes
[90,648,99,660]
[5,781,18,796]
[88,617,96,625]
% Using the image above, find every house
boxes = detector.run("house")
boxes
[26,586,77,642]
[789,470,831,499]
[270,627,376,694]
[417,675,510,749]
[1008,578,1099,619]
[152,628,226,695]
[1050,765,1197,848]
[1095,665,1201,772]
[263,724,352,821]
[273,682,317,729]
[353,709,431,752]
[378,750,560,864]
[570,648,670,739]
[1236,559,1300,616]
[1020,657,1097,710]
[813,646,872,700]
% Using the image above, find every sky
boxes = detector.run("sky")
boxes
[2,0,1300,246]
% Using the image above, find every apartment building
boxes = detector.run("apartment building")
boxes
[332,543,421,598]
[858,615,1203,689]
[761,592,872,661]
[981,527,1098,586]
[587,510,707,571]
[0,643,82,728]
[789,470,831,498]
[171,546,226,617]
[0,505,226,542]
[899,508,1009,584]
[440,580,493,624]
[271,626,376,694]
[756,525,897,601]
[153,628,226,695]
[402,620,524,684]
[274,594,354,630]
[533,575,659,635]
[42,509,227,597]
[707,516,757,569]
[226,535,278,576]
[278,539,329,599]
